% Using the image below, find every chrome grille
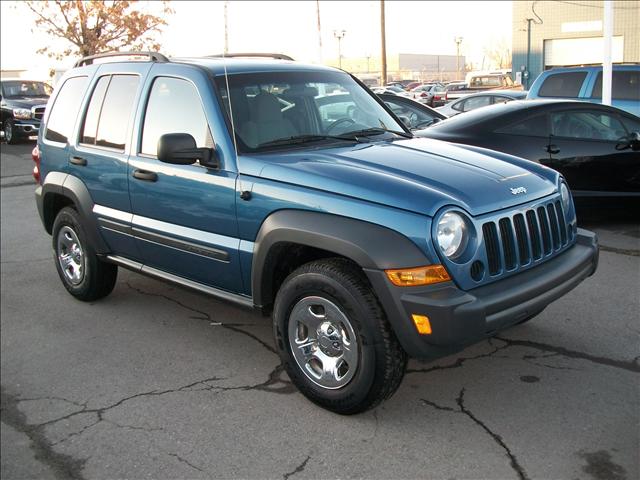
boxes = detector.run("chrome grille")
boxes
[482,200,570,277]
[32,106,46,120]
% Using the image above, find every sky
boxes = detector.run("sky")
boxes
[1,1,512,76]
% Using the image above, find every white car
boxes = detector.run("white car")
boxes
[436,90,528,116]
[372,85,413,98]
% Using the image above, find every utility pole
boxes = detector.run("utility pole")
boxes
[602,0,613,105]
[333,30,346,69]
[454,36,463,81]
[380,0,387,86]
[224,1,229,54]
[316,0,323,64]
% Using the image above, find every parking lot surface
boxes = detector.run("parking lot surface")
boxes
[1,142,638,480]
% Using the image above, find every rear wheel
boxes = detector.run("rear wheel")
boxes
[273,258,407,414]
[52,207,118,301]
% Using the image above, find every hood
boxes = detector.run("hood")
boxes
[3,96,49,109]
[241,138,559,217]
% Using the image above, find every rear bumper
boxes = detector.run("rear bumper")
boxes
[365,229,599,358]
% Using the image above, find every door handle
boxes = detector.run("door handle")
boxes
[545,144,560,154]
[132,169,158,182]
[70,156,87,166]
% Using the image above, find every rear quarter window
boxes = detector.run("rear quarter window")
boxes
[44,76,88,143]
[538,72,587,98]
[495,114,548,137]
[590,71,640,101]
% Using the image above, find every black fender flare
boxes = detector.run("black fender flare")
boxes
[36,172,109,253]
[251,209,430,307]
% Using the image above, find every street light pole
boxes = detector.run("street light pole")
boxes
[333,30,346,69]
[454,36,463,81]
[381,0,387,86]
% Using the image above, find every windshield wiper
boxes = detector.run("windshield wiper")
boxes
[257,134,366,148]
[341,127,413,139]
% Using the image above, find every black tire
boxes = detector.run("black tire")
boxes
[4,119,19,144]
[52,206,117,301]
[273,258,407,414]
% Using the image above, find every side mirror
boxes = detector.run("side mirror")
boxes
[157,133,219,169]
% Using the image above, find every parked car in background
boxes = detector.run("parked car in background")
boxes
[447,73,523,103]
[417,100,640,202]
[1,79,51,144]
[410,83,446,107]
[437,90,528,117]
[404,81,422,91]
[372,85,412,98]
[527,64,640,116]
[377,93,446,130]
[443,81,468,102]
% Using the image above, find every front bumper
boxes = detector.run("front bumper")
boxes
[365,229,599,358]
[13,119,40,137]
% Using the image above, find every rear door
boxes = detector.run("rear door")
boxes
[72,63,151,259]
[127,64,243,293]
[547,109,639,195]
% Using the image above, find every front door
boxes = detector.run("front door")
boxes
[546,109,640,195]
[128,68,242,293]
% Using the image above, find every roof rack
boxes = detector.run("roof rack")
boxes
[74,51,169,68]
[207,53,294,61]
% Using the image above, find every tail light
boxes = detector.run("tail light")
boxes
[434,95,441,101]
[420,92,428,97]
[445,92,449,101]
[31,145,41,184]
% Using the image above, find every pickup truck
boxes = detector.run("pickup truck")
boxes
[445,73,522,103]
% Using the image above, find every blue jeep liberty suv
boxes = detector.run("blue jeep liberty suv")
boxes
[34,52,599,414]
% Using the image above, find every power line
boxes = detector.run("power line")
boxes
[553,0,639,9]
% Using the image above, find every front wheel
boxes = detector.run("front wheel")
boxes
[4,119,18,144]
[273,258,407,414]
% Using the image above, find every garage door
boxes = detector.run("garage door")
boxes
[544,36,623,67]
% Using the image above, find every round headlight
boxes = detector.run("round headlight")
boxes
[560,183,570,210]
[437,212,468,259]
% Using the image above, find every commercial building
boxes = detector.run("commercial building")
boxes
[512,0,640,88]
[327,53,466,85]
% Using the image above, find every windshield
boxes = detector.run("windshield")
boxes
[216,70,406,152]
[2,80,52,98]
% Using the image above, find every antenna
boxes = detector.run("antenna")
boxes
[221,52,238,158]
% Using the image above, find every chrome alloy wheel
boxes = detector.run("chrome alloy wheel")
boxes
[57,226,85,285]
[288,296,359,389]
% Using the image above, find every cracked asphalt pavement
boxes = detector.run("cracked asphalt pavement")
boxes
[1,143,638,480]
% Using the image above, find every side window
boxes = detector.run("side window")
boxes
[44,76,88,143]
[141,77,212,156]
[591,71,640,101]
[619,115,640,132]
[551,110,627,141]
[462,95,492,112]
[382,98,437,129]
[495,115,548,137]
[491,96,510,105]
[96,75,139,150]
[451,99,465,111]
[80,76,110,145]
[538,72,587,98]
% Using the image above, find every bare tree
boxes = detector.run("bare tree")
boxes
[24,1,173,61]
[484,37,512,70]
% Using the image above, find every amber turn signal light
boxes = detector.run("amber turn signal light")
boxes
[385,265,451,287]
[411,314,432,335]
